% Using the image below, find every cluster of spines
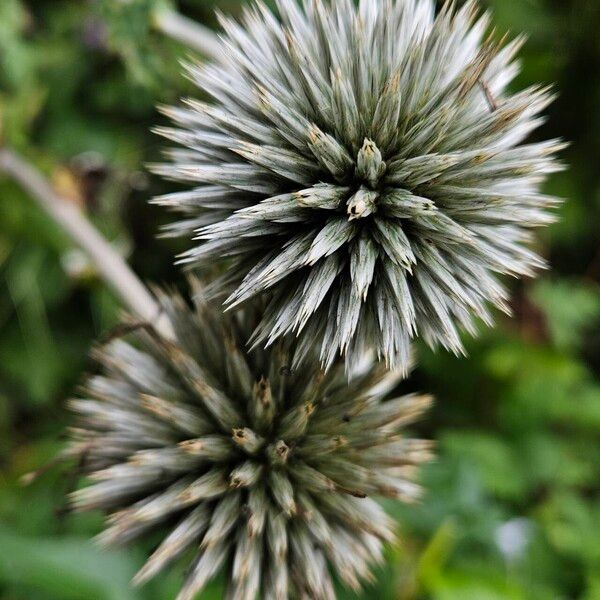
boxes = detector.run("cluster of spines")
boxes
[152,0,564,372]
[67,287,433,599]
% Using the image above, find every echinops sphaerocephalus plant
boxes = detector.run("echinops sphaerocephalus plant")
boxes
[153,0,564,373]
[68,283,433,600]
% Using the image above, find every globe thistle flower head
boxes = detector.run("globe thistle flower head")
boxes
[153,0,565,372]
[68,284,433,600]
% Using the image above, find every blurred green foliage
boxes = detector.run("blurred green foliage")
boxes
[0,0,599,598]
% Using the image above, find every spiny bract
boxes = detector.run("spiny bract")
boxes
[153,0,564,372]
[68,285,433,600]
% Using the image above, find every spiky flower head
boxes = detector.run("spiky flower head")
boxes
[68,284,433,600]
[154,0,564,371]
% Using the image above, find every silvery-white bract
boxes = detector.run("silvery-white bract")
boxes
[153,0,564,371]
[68,284,433,600]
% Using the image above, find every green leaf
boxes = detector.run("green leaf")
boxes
[530,278,600,351]
[0,525,141,600]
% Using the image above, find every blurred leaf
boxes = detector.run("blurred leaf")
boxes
[417,519,458,590]
[0,525,141,600]
[530,278,600,351]
[444,433,526,501]
[539,492,600,565]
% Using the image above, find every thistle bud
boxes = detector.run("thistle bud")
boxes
[154,0,564,372]
[68,287,432,599]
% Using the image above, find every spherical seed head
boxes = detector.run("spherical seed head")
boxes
[68,283,433,600]
[153,0,564,371]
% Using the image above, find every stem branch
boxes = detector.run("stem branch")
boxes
[152,7,222,60]
[0,147,174,339]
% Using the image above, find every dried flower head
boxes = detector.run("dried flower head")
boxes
[153,0,564,371]
[68,285,433,600]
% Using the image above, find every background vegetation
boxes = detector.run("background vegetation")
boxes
[0,0,598,598]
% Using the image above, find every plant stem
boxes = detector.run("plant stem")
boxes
[0,147,174,339]
[152,7,222,60]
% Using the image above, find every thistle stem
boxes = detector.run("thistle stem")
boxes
[0,147,174,339]
[152,7,222,60]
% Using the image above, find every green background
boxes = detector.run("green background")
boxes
[0,0,599,598]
